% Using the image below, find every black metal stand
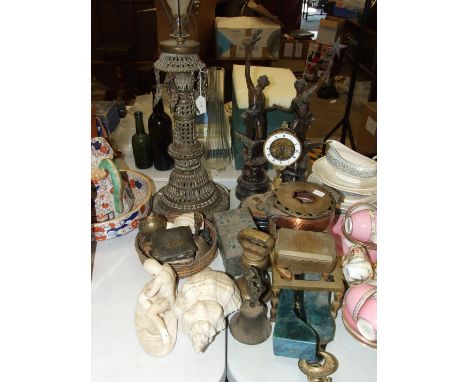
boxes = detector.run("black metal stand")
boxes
[322,0,373,152]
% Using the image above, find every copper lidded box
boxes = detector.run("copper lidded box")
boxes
[269,181,337,232]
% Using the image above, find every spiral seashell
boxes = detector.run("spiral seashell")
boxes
[174,268,241,352]
[343,246,374,285]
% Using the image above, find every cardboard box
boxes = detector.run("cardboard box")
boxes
[356,102,377,156]
[271,58,307,73]
[316,16,345,46]
[332,1,358,18]
[93,101,120,134]
[215,17,281,60]
[279,37,312,60]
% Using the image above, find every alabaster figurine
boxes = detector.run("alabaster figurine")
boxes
[91,137,135,222]
[173,268,241,353]
[135,258,178,357]
[242,30,272,141]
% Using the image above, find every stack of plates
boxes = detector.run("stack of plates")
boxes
[309,141,377,210]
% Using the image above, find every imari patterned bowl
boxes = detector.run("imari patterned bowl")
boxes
[92,170,154,241]
[326,140,377,179]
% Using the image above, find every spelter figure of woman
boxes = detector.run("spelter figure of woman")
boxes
[274,79,319,182]
[242,30,272,141]
[273,78,317,142]
[235,29,271,200]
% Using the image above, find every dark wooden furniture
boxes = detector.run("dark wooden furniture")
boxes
[91,0,158,101]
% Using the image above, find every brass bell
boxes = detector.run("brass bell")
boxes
[229,299,272,345]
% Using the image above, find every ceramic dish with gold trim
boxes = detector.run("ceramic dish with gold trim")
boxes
[326,140,377,178]
[312,157,376,195]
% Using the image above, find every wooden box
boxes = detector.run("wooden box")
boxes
[316,16,345,46]
[274,229,337,275]
[356,102,377,156]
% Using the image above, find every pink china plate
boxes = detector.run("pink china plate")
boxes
[92,170,154,241]
[342,301,377,349]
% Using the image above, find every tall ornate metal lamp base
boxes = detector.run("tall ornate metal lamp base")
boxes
[152,40,230,218]
[153,183,230,219]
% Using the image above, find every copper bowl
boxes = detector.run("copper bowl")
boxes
[272,212,335,232]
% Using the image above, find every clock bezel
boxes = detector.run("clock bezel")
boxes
[263,129,302,168]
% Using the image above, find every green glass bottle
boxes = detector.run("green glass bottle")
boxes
[132,111,153,169]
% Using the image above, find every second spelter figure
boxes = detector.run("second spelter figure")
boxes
[274,79,319,182]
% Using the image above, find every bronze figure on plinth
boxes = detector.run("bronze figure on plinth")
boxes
[242,30,273,141]
[274,79,319,182]
[235,30,272,200]
[274,79,316,142]
[235,132,269,200]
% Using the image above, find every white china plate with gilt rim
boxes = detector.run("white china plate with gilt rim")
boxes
[312,157,377,196]
[308,172,376,209]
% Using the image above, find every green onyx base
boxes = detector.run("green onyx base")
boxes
[272,274,336,361]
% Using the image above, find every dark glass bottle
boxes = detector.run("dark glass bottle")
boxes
[148,93,174,171]
[132,111,153,169]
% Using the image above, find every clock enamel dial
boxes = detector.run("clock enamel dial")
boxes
[264,129,302,167]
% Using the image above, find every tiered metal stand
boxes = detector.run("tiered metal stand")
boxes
[152,36,229,218]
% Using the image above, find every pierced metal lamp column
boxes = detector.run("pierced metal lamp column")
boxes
[152,0,229,218]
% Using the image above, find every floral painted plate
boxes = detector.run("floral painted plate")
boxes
[92,170,154,241]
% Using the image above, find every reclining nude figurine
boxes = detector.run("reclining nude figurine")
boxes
[135,258,178,357]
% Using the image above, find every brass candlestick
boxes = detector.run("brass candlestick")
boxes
[298,351,338,382]
[152,0,229,218]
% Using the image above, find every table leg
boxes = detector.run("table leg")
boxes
[270,287,280,322]
[331,291,344,319]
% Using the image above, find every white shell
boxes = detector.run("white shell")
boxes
[343,246,374,285]
[135,259,178,357]
[166,213,204,235]
[174,268,241,352]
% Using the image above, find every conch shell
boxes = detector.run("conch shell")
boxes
[174,268,241,352]
[342,245,374,285]
[135,259,178,357]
